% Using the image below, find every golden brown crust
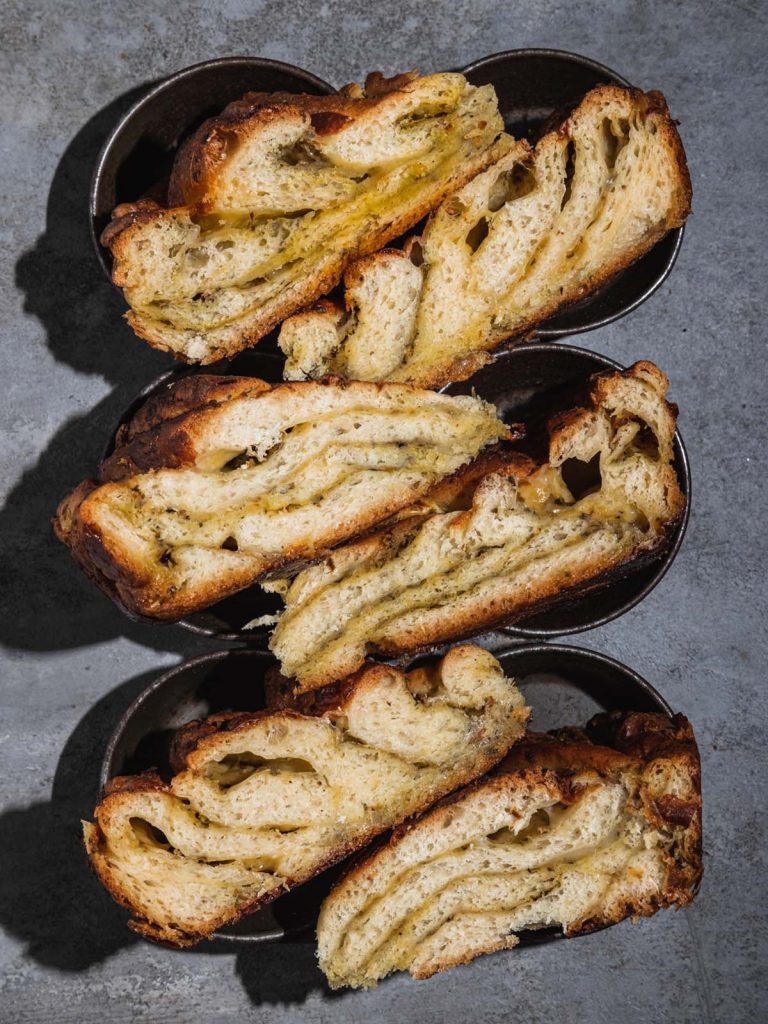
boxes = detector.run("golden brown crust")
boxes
[99,374,486,483]
[501,712,695,774]
[167,72,422,208]
[102,375,278,480]
[115,375,271,446]
[99,198,164,250]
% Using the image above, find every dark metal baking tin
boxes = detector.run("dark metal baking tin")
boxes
[460,48,685,338]
[104,341,689,643]
[90,56,334,279]
[98,648,343,945]
[91,49,684,328]
[99,643,673,945]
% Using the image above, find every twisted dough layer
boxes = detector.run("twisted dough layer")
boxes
[280,86,691,389]
[270,362,685,690]
[54,377,507,620]
[318,712,702,988]
[84,646,530,945]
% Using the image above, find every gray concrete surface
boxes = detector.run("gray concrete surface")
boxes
[0,0,765,1021]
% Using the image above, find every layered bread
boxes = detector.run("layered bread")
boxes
[102,71,508,363]
[268,362,685,690]
[280,86,692,388]
[318,710,702,988]
[53,375,508,620]
[83,646,530,945]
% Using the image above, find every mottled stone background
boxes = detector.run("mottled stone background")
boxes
[0,1,765,1021]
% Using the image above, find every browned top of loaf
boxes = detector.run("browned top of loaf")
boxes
[115,375,271,446]
[169,71,423,207]
[101,70,432,247]
[502,710,697,780]
[98,373,436,482]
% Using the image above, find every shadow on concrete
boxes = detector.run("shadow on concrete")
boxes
[0,668,159,969]
[0,665,326,1007]
[2,83,206,655]
[2,80,331,1011]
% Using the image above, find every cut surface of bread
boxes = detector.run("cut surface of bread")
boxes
[317,710,702,988]
[279,86,692,388]
[103,71,507,363]
[269,362,685,690]
[53,376,508,620]
[83,646,530,946]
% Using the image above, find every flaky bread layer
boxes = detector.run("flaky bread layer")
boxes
[280,86,692,389]
[53,376,508,621]
[318,711,702,988]
[84,646,530,946]
[270,361,685,690]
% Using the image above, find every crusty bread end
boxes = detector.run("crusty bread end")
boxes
[317,711,702,988]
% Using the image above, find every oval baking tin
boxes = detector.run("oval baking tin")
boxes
[460,48,685,337]
[99,644,673,945]
[92,48,685,327]
[104,341,689,642]
[90,56,335,279]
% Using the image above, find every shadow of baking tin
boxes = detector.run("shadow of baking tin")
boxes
[90,56,335,279]
[460,48,686,337]
[98,643,673,945]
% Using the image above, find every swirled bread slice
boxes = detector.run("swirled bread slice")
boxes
[318,711,702,988]
[102,71,507,363]
[53,376,508,620]
[280,86,692,388]
[83,646,530,946]
[269,362,685,690]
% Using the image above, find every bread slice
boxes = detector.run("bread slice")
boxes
[269,362,686,690]
[53,376,508,620]
[102,71,508,363]
[279,86,692,388]
[317,710,702,988]
[83,646,530,946]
